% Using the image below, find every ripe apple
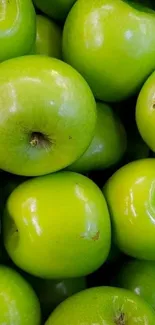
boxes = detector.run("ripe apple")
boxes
[0,265,41,325]
[104,158,155,260]
[136,71,155,152]
[32,15,62,59]
[30,276,86,319]
[63,0,155,102]
[45,286,155,324]
[3,171,111,278]
[33,0,76,21]
[0,55,96,176]
[0,0,36,62]
[115,259,155,311]
[68,102,127,173]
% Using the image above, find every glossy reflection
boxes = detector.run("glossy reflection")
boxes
[104,159,155,260]
[63,0,155,102]
[3,171,111,278]
[0,55,96,176]
[22,198,42,236]
[0,0,36,62]
[45,287,155,325]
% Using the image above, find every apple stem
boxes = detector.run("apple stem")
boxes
[115,312,126,325]
[30,135,39,147]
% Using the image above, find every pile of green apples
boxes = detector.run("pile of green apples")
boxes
[2,0,155,324]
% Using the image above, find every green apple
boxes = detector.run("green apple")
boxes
[136,71,155,152]
[0,265,41,325]
[33,0,76,21]
[115,259,155,311]
[3,171,111,278]
[104,158,155,260]
[45,286,155,325]
[0,55,96,176]
[0,0,36,62]
[31,276,86,319]
[63,0,155,102]
[68,102,127,173]
[32,15,62,58]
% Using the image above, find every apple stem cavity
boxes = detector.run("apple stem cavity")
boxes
[30,132,50,148]
[115,312,126,325]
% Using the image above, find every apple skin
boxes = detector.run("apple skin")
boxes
[63,0,155,102]
[136,71,155,152]
[0,265,41,325]
[33,0,76,21]
[45,286,155,325]
[115,259,155,311]
[32,15,62,59]
[68,102,127,173]
[3,171,111,278]
[103,158,155,260]
[0,55,96,176]
[0,0,36,62]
